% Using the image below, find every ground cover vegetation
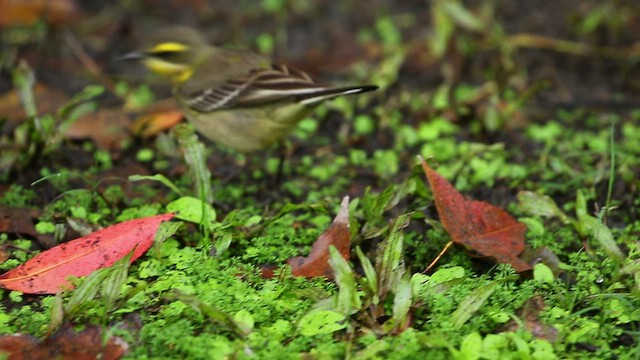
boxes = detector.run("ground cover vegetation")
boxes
[0,0,639,359]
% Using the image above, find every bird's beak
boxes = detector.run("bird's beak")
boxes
[117,52,146,61]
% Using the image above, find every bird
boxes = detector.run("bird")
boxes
[120,26,378,152]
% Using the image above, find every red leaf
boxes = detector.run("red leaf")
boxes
[262,196,351,278]
[420,158,531,272]
[0,213,174,294]
[0,325,128,360]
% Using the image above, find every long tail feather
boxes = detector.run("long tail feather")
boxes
[297,85,379,105]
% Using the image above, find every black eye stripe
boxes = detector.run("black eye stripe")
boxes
[147,50,179,58]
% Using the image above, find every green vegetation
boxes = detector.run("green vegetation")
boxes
[1,0,639,359]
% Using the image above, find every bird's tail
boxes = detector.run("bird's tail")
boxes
[297,85,378,105]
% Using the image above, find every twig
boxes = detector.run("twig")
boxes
[507,33,640,60]
[423,240,453,273]
[65,32,117,94]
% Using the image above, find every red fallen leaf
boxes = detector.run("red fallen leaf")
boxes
[0,325,128,360]
[420,157,531,272]
[0,213,174,294]
[262,196,351,278]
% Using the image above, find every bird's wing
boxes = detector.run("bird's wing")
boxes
[179,63,333,112]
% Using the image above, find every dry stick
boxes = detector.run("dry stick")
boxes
[65,33,117,94]
[507,33,640,60]
[65,33,184,112]
[423,240,454,273]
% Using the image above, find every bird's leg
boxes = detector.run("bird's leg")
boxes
[273,142,288,186]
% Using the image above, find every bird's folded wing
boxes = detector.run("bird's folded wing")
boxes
[180,64,332,112]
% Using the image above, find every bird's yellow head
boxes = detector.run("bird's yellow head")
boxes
[121,27,208,84]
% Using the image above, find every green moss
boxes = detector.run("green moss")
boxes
[1,2,639,358]
[0,184,36,206]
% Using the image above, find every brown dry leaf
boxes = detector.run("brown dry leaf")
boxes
[288,196,350,278]
[65,109,131,149]
[0,245,9,264]
[420,157,531,272]
[262,196,351,278]
[0,206,56,249]
[131,108,184,138]
[0,0,81,27]
[0,206,40,239]
[0,84,68,124]
[0,334,39,356]
[519,246,561,275]
[0,325,128,360]
[501,295,558,342]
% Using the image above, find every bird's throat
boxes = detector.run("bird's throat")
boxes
[142,58,193,83]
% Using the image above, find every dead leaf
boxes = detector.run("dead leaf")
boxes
[420,157,531,272]
[131,108,184,138]
[0,213,174,294]
[65,108,132,149]
[0,334,39,356]
[518,246,561,275]
[0,0,81,27]
[0,245,9,264]
[0,205,57,249]
[0,325,127,360]
[500,295,558,342]
[0,84,68,124]
[262,196,351,278]
[0,206,40,238]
